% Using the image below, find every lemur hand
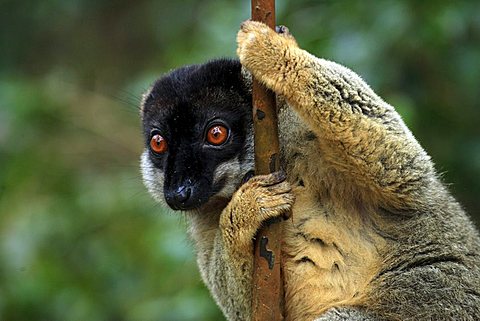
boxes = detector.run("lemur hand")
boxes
[219,171,294,252]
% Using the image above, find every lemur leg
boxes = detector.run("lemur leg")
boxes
[237,21,434,210]
[197,172,294,321]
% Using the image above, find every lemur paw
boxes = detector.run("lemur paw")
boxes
[246,171,294,220]
[237,20,297,70]
[275,25,296,42]
[220,171,294,248]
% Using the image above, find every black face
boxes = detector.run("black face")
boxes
[141,59,253,211]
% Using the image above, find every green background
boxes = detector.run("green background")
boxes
[1,1,479,320]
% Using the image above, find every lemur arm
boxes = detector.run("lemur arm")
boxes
[194,224,253,321]
[237,21,435,211]
[189,173,293,321]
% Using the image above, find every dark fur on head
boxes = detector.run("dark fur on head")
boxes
[140,59,254,211]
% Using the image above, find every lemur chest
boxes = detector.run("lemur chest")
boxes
[281,187,385,321]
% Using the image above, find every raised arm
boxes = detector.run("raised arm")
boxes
[237,21,436,211]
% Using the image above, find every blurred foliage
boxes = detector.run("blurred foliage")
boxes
[0,0,479,320]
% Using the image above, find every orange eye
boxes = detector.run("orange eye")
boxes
[206,125,229,146]
[150,134,168,154]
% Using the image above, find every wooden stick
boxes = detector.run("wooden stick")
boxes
[250,1,284,320]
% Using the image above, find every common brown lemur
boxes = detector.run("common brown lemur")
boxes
[140,21,480,321]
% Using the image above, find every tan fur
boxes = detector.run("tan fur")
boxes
[282,188,386,320]
[275,104,387,319]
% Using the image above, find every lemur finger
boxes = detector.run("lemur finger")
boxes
[240,19,252,30]
[275,25,297,43]
[275,25,287,34]
[240,20,267,33]
[249,171,287,187]
[259,200,294,220]
[276,25,290,36]
[241,170,255,185]
[257,193,295,211]
[265,180,292,195]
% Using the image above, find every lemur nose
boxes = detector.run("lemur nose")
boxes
[174,185,192,204]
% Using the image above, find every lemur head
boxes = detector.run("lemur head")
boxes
[140,59,254,211]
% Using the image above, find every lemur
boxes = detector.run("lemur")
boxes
[140,21,480,321]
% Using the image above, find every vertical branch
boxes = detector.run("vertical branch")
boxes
[250,1,284,321]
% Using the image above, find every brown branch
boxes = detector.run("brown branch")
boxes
[250,1,284,321]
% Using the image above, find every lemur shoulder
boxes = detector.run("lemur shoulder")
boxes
[140,21,480,321]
